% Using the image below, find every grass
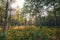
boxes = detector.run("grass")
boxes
[0,26,60,40]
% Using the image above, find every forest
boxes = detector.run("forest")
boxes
[0,0,60,40]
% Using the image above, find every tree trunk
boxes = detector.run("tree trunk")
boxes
[3,0,8,32]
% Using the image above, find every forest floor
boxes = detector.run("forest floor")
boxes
[0,26,60,40]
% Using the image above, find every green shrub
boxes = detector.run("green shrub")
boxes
[0,32,6,40]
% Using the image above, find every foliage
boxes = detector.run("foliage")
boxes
[21,0,60,26]
[0,26,60,40]
[0,31,6,40]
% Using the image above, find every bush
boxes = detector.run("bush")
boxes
[0,32,6,40]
